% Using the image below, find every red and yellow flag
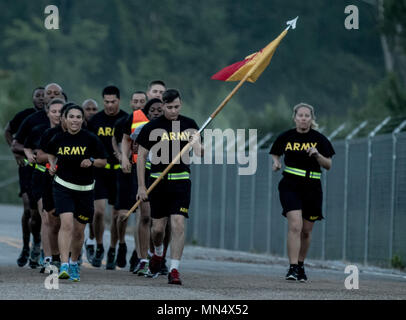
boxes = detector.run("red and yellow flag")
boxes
[211,29,288,83]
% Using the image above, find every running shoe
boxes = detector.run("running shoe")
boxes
[17,247,30,267]
[105,247,116,270]
[145,255,162,278]
[159,258,169,275]
[40,259,52,274]
[148,254,163,275]
[116,243,127,268]
[297,265,308,282]
[58,264,70,279]
[69,264,80,282]
[168,268,182,285]
[91,246,104,268]
[28,242,41,269]
[135,261,149,276]
[85,242,95,264]
[285,265,299,281]
[129,250,140,273]
[51,260,61,271]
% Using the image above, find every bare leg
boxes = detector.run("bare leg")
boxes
[286,210,303,265]
[299,219,315,262]
[169,215,185,260]
[93,199,105,245]
[58,213,74,263]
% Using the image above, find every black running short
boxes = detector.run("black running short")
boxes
[18,164,33,197]
[30,169,47,209]
[42,173,55,212]
[148,177,191,219]
[94,168,118,205]
[278,175,323,222]
[53,181,95,224]
[114,169,136,211]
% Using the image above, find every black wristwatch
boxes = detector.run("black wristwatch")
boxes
[89,157,95,165]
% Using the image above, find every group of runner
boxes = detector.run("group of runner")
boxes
[5,81,203,285]
[5,80,335,285]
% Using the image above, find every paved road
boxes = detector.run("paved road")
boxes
[0,204,406,300]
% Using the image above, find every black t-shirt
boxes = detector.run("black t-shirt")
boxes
[87,110,129,165]
[113,115,129,144]
[39,126,64,151]
[45,130,108,185]
[270,128,335,175]
[9,107,38,135]
[15,110,49,144]
[136,115,199,174]
[24,123,50,150]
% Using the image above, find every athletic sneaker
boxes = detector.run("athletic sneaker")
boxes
[69,264,80,282]
[168,268,182,285]
[58,264,70,279]
[40,260,52,274]
[116,243,127,268]
[285,265,299,281]
[105,247,116,270]
[160,258,169,275]
[129,250,140,273]
[297,265,308,282]
[17,247,30,267]
[91,247,104,268]
[85,242,95,264]
[51,260,61,271]
[28,242,41,269]
[135,261,149,276]
[149,254,163,275]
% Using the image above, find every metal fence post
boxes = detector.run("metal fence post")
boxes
[220,163,227,249]
[321,123,346,260]
[343,121,368,261]
[389,120,406,261]
[206,163,213,247]
[364,117,391,265]
[234,172,241,251]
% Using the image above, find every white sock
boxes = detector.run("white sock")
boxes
[154,245,164,257]
[69,258,78,265]
[86,238,96,245]
[61,262,69,268]
[148,249,154,257]
[141,259,149,263]
[170,259,180,271]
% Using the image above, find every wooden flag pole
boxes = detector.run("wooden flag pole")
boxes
[123,21,295,220]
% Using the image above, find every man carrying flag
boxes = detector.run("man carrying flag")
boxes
[136,89,204,285]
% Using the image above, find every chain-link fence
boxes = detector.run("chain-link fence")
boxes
[186,126,406,268]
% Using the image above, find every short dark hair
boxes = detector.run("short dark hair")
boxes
[64,104,84,118]
[131,91,147,99]
[46,98,65,111]
[32,87,45,97]
[61,102,75,117]
[148,80,166,89]
[162,89,181,104]
[102,86,120,99]
[143,98,162,114]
